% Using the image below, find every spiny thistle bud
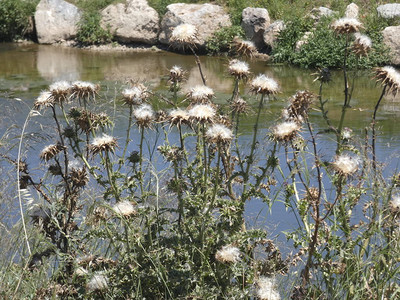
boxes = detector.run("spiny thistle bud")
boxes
[230,97,249,114]
[331,18,362,34]
[48,164,62,176]
[332,154,359,175]
[206,124,233,144]
[169,65,185,84]
[272,121,301,142]
[312,67,331,84]
[374,66,400,96]
[158,145,184,162]
[70,168,88,189]
[285,90,315,123]
[122,83,149,106]
[232,37,257,57]
[133,104,155,128]
[34,91,53,109]
[89,134,118,156]
[188,104,216,123]
[170,23,198,48]
[250,74,279,95]
[352,33,372,57]
[187,85,214,104]
[215,245,241,263]
[71,81,99,101]
[49,81,72,104]
[228,59,250,80]
[40,142,66,161]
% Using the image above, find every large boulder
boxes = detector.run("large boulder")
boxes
[263,20,285,51]
[159,3,231,49]
[101,0,159,44]
[382,26,400,65]
[34,0,81,44]
[377,4,400,19]
[345,3,359,19]
[241,7,270,49]
[308,7,335,21]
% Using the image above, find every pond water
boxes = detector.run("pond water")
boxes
[1,43,400,247]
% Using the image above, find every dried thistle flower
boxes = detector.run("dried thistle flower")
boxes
[206,124,233,144]
[232,37,257,57]
[70,168,88,189]
[187,85,214,104]
[34,91,53,109]
[342,127,353,140]
[352,33,372,57]
[40,143,66,161]
[49,81,72,104]
[155,110,168,123]
[332,154,359,175]
[133,104,155,128]
[87,272,109,292]
[331,18,363,34]
[228,59,250,80]
[215,245,241,263]
[285,90,315,123]
[256,276,281,300]
[158,145,184,162]
[89,134,118,155]
[188,104,216,123]
[250,74,279,95]
[272,121,301,142]
[170,23,198,48]
[112,200,136,217]
[71,81,99,101]
[122,83,149,106]
[230,97,249,114]
[374,66,400,96]
[169,65,185,84]
[168,108,190,127]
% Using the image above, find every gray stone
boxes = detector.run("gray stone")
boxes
[382,25,400,65]
[263,20,285,50]
[309,7,335,21]
[34,0,81,44]
[241,7,270,49]
[295,31,313,52]
[377,4,400,19]
[345,3,359,19]
[101,0,159,44]
[159,3,231,49]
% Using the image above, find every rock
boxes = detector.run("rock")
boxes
[263,20,285,51]
[241,7,270,49]
[295,31,313,52]
[34,0,81,44]
[345,3,359,19]
[101,0,159,44]
[382,26,400,65]
[308,7,335,21]
[159,3,231,49]
[377,3,400,19]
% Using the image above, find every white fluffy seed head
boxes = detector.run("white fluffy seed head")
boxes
[332,18,362,34]
[170,23,197,45]
[34,91,53,108]
[122,84,148,105]
[188,104,216,123]
[215,245,241,263]
[206,124,233,144]
[256,277,281,300]
[332,154,359,175]
[272,121,301,142]
[113,200,136,216]
[228,59,250,79]
[133,104,155,127]
[250,74,279,95]
[168,108,190,126]
[49,81,71,93]
[187,85,214,103]
[90,134,118,155]
[87,272,109,292]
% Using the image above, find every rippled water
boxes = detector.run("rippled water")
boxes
[1,43,400,243]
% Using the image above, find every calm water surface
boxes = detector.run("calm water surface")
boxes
[1,43,400,243]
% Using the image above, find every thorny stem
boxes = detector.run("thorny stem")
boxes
[190,46,206,86]
[139,127,145,195]
[121,104,134,165]
[105,150,120,201]
[372,86,386,172]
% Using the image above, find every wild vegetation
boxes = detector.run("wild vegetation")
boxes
[1,16,400,299]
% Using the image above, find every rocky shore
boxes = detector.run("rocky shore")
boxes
[33,0,400,64]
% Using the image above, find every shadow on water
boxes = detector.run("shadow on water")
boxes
[1,43,400,249]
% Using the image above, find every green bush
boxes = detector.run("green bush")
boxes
[206,25,245,55]
[0,0,39,41]
[76,11,113,45]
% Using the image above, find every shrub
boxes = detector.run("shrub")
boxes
[0,0,39,41]
[76,11,113,45]
[206,25,245,55]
